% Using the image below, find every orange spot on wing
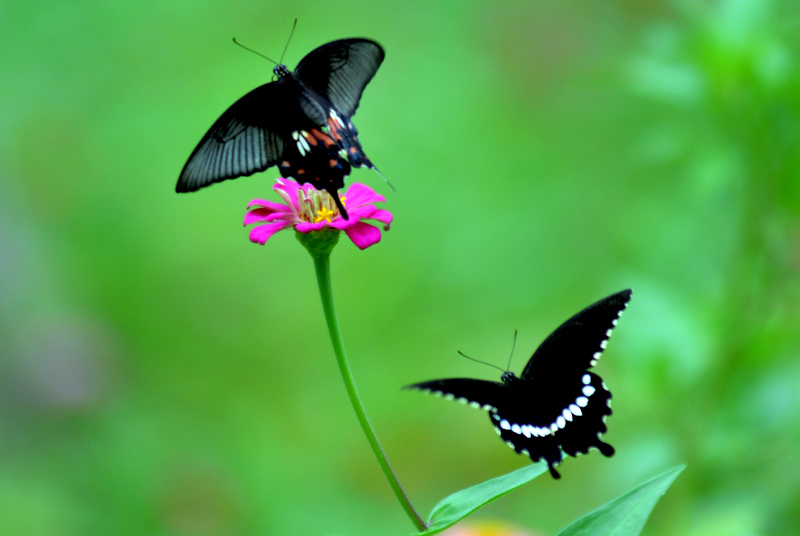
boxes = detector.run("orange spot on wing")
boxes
[327,118,343,141]
[313,130,337,148]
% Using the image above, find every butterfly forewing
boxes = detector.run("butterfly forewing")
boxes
[295,39,385,118]
[520,289,632,380]
[177,83,300,192]
[404,378,507,413]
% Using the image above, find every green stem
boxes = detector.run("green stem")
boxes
[311,248,427,532]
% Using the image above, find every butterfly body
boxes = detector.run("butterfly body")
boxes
[177,38,384,220]
[406,290,631,479]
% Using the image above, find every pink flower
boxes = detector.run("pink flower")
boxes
[244,178,393,250]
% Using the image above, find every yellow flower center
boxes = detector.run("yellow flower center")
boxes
[299,189,346,223]
[313,196,346,223]
[315,206,335,223]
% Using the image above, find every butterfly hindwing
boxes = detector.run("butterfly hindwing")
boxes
[520,289,632,380]
[551,372,614,458]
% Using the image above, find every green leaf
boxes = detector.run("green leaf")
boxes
[418,462,548,535]
[555,465,685,536]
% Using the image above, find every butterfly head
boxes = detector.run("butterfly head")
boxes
[500,371,517,384]
[273,64,290,78]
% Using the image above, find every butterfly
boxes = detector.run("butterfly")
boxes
[405,289,632,479]
[176,38,385,220]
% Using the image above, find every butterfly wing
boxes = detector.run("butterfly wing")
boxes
[176,81,310,193]
[520,289,632,380]
[492,372,614,478]
[404,378,507,413]
[294,38,384,118]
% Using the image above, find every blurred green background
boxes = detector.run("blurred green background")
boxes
[2,0,800,534]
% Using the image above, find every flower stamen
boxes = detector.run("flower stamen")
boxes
[315,206,336,223]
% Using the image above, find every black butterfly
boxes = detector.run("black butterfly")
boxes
[405,289,632,479]
[176,38,385,220]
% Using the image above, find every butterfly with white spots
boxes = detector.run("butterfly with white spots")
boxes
[405,289,632,479]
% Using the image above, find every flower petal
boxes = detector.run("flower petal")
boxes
[273,178,303,209]
[244,207,291,226]
[247,198,291,212]
[343,183,385,208]
[249,221,291,245]
[295,221,330,233]
[368,209,393,229]
[344,222,382,250]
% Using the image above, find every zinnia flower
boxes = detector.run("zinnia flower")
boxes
[244,178,392,250]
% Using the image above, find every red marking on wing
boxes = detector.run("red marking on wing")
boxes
[311,129,338,148]
[327,117,344,141]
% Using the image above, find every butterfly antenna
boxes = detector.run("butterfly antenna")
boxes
[279,18,298,64]
[373,166,396,192]
[457,350,506,373]
[232,37,278,65]
[506,330,518,371]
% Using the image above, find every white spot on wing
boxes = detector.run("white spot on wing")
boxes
[582,374,591,385]
[511,424,521,435]
[563,409,573,422]
[577,396,589,407]
[570,403,582,416]
[500,419,511,430]
[582,385,596,397]
[556,416,566,429]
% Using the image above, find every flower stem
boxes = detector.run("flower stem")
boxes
[310,248,427,532]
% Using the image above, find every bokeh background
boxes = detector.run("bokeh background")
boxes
[2,0,800,534]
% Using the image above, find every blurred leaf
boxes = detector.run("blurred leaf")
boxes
[555,465,685,536]
[419,463,548,535]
